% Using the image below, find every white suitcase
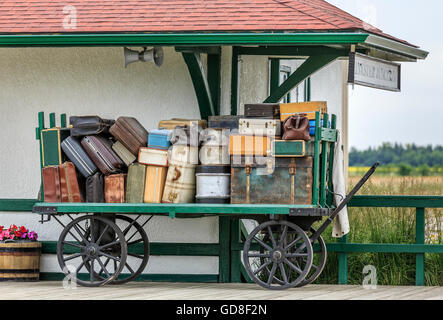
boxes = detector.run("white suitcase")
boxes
[239,119,281,137]
[162,163,196,203]
[169,144,199,165]
[199,145,230,165]
[138,148,169,167]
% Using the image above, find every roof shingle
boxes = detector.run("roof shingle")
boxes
[0,0,411,45]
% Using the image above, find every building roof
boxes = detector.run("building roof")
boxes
[0,0,414,47]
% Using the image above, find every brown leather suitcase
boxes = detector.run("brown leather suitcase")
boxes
[42,166,61,203]
[104,174,127,203]
[244,103,280,119]
[81,135,125,175]
[59,162,83,203]
[109,117,148,156]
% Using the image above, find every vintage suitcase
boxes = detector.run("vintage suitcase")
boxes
[229,135,272,156]
[208,115,243,130]
[81,135,125,175]
[158,119,207,130]
[86,172,105,203]
[272,140,309,157]
[138,148,169,167]
[104,174,127,203]
[112,141,136,167]
[200,128,230,146]
[195,165,230,203]
[309,120,329,136]
[40,128,70,167]
[239,119,281,137]
[148,129,172,150]
[126,164,146,203]
[170,126,201,147]
[231,156,313,205]
[61,136,98,178]
[199,145,230,165]
[59,162,83,203]
[244,103,280,119]
[69,116,115,137]
[42,166,61,203]
[144,165,168,203]
[109,117,148,156]
[169,145,199,165]
[162,163,196,204]
[280,101,327,121]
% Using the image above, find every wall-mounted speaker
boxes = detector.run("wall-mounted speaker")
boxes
[124,47,164,68]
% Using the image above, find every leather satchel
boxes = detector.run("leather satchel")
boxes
[70,116,115,137]
[282,114,311,141]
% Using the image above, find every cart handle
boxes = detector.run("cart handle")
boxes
[311,162,379,242]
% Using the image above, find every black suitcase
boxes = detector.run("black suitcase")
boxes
[244,104,280,119]
[70,116,115,137]
[86,172,105,203]
[208,115,243,130]
[61,136,98,178]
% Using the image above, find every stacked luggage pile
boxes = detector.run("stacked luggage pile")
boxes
[40,102,327,205]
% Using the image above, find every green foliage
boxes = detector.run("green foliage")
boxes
[350,143,443,167]
[398,163,412,176]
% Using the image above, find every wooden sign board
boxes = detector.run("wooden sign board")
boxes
[348,53,401,92]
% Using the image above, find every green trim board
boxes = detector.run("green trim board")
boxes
[0,199,37,211]
[0,33,370,48]
[349,196,443,208]
[31,202,317,215]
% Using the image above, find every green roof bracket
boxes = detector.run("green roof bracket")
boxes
[182,52,216,119]
[264,54,342,103]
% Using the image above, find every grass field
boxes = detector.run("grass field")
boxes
[313,175,443,286]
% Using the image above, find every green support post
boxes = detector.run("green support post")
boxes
[207,53,221,116]
[230,47,239,116]
[263,54,340,103]
[338,234,349,285]
[304,77,311,102]
[49,113,56,128]
[327,114,337,206]
[319,114,329,207]
[60,113,67,128]
[270,59,280,95]
[37,112,45,202]
[415,207,425,286]
[230,219,242,283]
[219,217,231,283]
[312,112,321,206]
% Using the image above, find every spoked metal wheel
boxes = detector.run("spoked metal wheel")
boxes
[243,220,313,290]
[92,215,150,285]
[57,215,127,287]
[296,228,327,287]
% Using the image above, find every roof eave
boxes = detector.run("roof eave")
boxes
[362,34,429,61]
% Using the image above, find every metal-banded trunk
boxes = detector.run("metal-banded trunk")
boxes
[231,156,313,205]
[196,165,231,203]
[0,242,41,282]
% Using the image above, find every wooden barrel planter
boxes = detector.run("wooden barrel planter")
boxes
[0,241,41,281]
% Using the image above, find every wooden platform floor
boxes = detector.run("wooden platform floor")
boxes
[0,282,442,300]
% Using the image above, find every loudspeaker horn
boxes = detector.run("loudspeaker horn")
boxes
[124,47,164,68]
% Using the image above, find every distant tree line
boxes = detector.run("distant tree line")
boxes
[349,143,443,167]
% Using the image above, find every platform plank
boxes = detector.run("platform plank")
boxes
[0,282,441,300]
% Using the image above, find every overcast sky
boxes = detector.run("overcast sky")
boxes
[328,0,443,150]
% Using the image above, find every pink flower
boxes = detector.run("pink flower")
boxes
[21,233,27,239]
[28,231,38,241]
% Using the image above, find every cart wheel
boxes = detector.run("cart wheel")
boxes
[93,215,150,285]
[296,228,327,287]
[57,215,127,287]
[243,220,313,290]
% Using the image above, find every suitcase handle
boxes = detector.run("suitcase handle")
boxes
[172,167,182,181]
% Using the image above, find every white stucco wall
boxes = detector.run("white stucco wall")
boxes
[0,46,219,275]
[0,46,346,278]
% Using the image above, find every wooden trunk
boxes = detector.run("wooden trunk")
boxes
[231,156,313,205]
[0,242,41,281]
